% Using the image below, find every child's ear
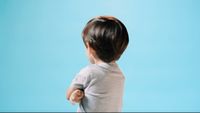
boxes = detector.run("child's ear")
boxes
[86,43,95,64]
[86,43,94,55]
[86,42,89,48]
[86,42,90,53]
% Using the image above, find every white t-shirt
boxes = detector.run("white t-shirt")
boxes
[70,62,125,112]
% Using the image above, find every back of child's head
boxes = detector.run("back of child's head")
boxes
[82,16,129,63]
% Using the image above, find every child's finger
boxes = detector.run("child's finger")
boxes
[69,89,84,104]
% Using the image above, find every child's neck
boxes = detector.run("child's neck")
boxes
[94,59,115,65]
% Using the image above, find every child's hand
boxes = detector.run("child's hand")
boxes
[69,89,84,104]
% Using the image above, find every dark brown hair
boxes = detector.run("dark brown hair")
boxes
[82,16,129,63]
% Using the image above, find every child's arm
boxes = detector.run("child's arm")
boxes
[67,88,84,103]
[70,89,84,103]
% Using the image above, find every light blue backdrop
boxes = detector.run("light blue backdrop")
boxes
[0,0,200,112]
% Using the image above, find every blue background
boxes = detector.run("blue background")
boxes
[0,0,200,112]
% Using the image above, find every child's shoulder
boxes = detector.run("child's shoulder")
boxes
[78,64,99,76]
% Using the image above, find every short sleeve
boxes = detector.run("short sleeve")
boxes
[70,67,92,90]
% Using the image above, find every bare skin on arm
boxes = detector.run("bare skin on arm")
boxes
[67,88,84,104]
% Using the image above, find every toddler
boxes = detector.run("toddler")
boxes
[66,16,129,112]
